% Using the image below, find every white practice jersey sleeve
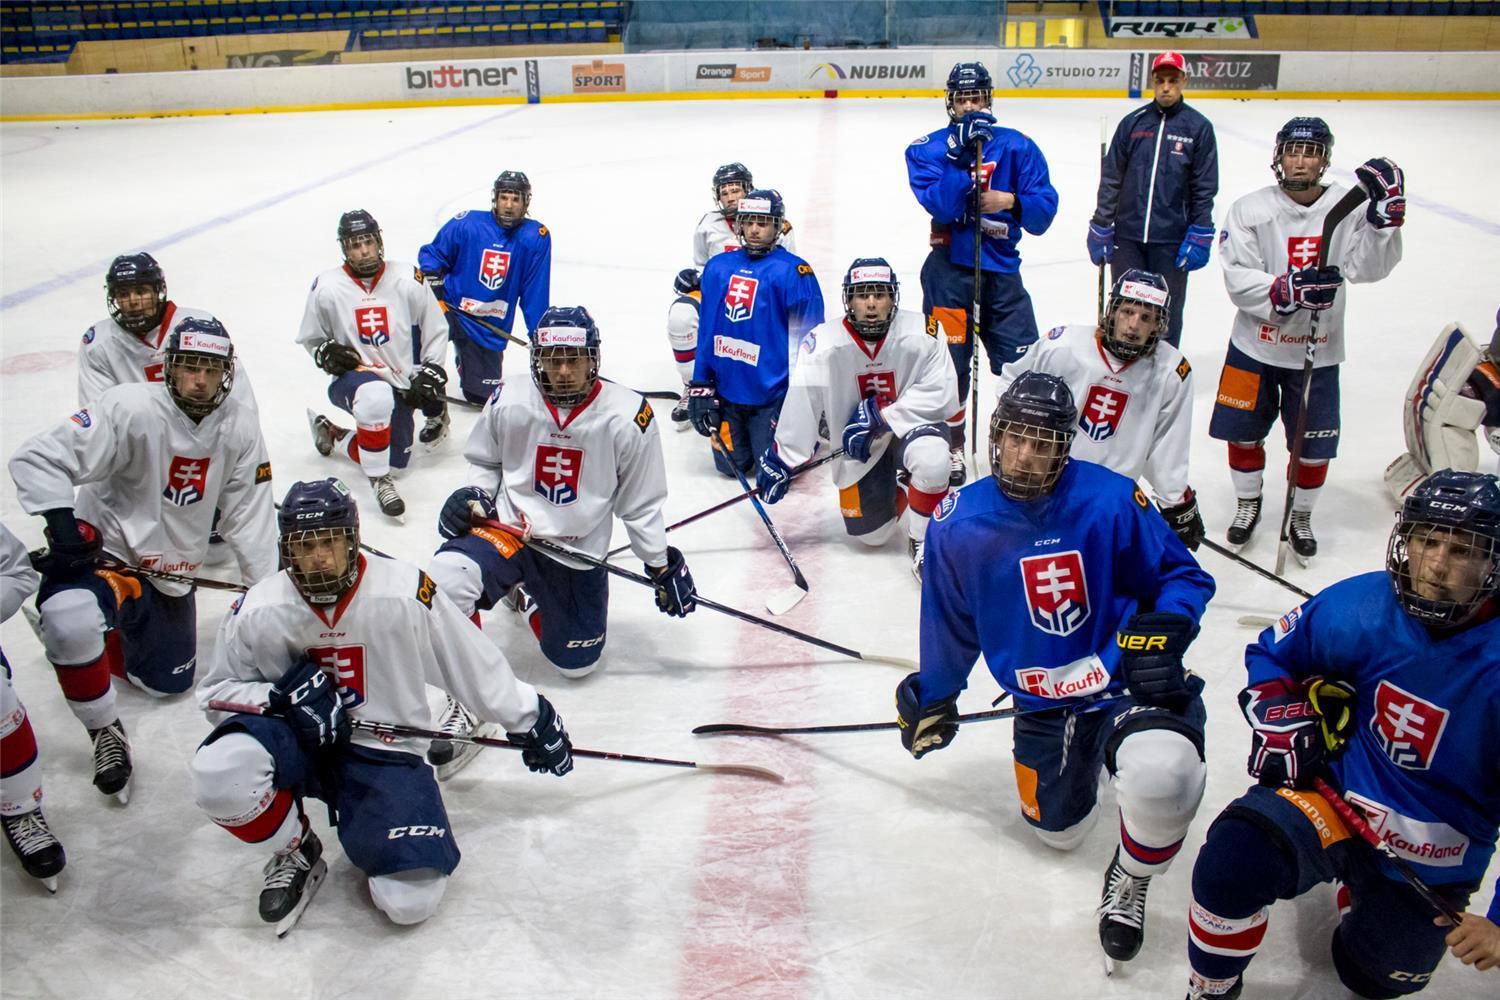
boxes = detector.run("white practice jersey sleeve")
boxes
[691,212,798,269]
[8,384,277,596]
[78,303,259,411]
[462,380,670,566]
[0,524,39,624]
[775,311,959,488]
[294,261,448,388]
[998,324,1195,504]
[1220,182,1402,369]
[198,557,541,752]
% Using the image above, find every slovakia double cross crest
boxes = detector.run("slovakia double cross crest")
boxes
[479,248,511,290]
[163,455,211,507]
[724,274,758,322]
[1020,550,1090,636]
[354,304,391,347]
[1080,383,1129,442]
[534,445,583,505]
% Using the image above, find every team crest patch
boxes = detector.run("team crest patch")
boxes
[355,305,391,346]
[856,370,897,407]
[70,409,92,428]
[801,332,817,354]
[306,645,366,708]
[1273,606,1301,641]
[934,491,960,521]
[1046,325,1066,340]
[82,327,96,345]
[725,274,759,322]
[1371,680,1449,771]
[909,134,929,145]
[163,455,211,507]
[1019,550,1090,636]
[479,248,511,290]
[534,445,583,505]
[1079,384,1130,442]
[1287,234,1322,270]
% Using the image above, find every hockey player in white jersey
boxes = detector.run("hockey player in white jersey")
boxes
[298,210,451,520]
[1208,117,1404,560]
[999,269,1204,550]
[8,318,277,804]
[757,258,958,579]
[1,524,66,892]
[191,479,573,932]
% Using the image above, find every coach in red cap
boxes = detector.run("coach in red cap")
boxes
[1087,50,1219,348]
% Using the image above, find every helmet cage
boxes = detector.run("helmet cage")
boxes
[1102,274,1171,362]
[280,525,361,604]
[1387,520,1499,626]
[989,415,1074,501]
[492,171,532,227]
[841,261,900,342]
[530,319,600,407]
[106,255,167,335]
[164,323,235,420]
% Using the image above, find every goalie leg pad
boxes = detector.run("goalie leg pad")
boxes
[1403,323,1485,473]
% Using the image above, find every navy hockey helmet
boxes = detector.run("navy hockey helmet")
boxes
[989,371,1077,501]
[163,316,235,420]
[712,162,754,216]
[530,305,601,407]
[105,252,167,335]
[1387,469,1500,626]
[841,257,900,342]
[336,209,384,277]
[734,189,785,258]
[492,170,532,227]
[1102,269,1171,362]
[1273,117,1333,191]
[278,478,361,604]
[945,62,993,120]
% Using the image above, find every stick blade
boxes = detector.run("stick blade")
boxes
[765,584,808,616]
[691,723,783,737]
[697,761,785,782]
[1237,615,1277,629]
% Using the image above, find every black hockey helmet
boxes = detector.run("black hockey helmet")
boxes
[712,162,754,216]
[841,257,900,342]
[529,305,601,408]
[990,371,1077,501]
[945,62,993,120]
[105,252,167,335]
[492,170,532,227]
[279,478,361,604]
[1387,469,1500,626]
[1273,117,1333,191]
[163,316,235,420]
[1102,269,1171,362]
[336,209,384,277]
[734,189,785,258]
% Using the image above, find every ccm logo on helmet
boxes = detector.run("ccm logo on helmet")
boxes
[1117,633,1167,652]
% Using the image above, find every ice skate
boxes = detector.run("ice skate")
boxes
[426,695,497,781]
[369,475,405,520]
[305,409,347,458]
[419,406,450,448]
[1098,848,1151,974]
[88,719,132,805]
[260,826,327,937]
[948,446,967,487]
[1289,510,1317,566]
[2,808,66,893]
[670,387,691,431]
[908,536,924,582]
[1225,495,1262,551]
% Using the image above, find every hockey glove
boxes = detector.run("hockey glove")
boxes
[842,395,889,464]
[419,268,448,303]
[437,486,498,540]
[756,447,794,505]
[313,340,362,377]
[403,363,448,408]
[1306,676,1357,757]
[945,111,996,166]
[895,672,960,759]
[1176,224,1215,272]
[38,509,102,580]
[673,267,701,296]
[507,694,573,776]
[268,657,350,752]
[1239,677,1326,789]
[1087,220,1116,266]
[648,546,697,618]
[686,380,721,438]
[1116,611,1198,708]
[1269,265,1343,315]
[1355,157,1405,229]
[1158,489,1205,551]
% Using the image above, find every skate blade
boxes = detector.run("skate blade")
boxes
[305,408,333,457]
[434,724,498,782]
[111,774,133,806]
[765,584,808,616]
[1102,953,1115,977]
[274,857,328,938]
[21,602,44,643]
[40,875,60,894]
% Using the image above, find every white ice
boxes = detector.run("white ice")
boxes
[1,93,1497,1000]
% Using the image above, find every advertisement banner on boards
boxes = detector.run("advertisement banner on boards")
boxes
[802,51,930,89]
[400,59,527,97]
[1106,17,1258,39]
[571,58,627,93]
[1169,52,1280,91]
[689,61,777,87]
[996,50,1132,90]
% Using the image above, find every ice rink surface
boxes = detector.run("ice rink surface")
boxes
[1,92,1497,999]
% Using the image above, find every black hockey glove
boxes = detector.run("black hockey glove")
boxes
[402,363,448,408]
[38,509,103,580]
[687,380,721,438]
[895,672,959,759]
[1116,611,1199,709]
[673,267,701,296]
[1239,677,1333,790]
[418,268,448,303]
[1355,157,1405,229]
[268,657,350,752]
[507,694,573,776]
[648,546,697,618]
[437,486,498,540]
[313,340,362,377]
[1158,489,1205,551]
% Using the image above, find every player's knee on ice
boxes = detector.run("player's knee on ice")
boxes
[351,379,396,428]
[427,550,485,618]
[851,518,898,546]
[38,588,106,665]
[903,432,950,496]
[1111,729,1207,862]
[1031,803,1099,852]
[368,868,447,925]
[191,731,300,847]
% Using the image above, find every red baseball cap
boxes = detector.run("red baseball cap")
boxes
[1152,51,1186,76]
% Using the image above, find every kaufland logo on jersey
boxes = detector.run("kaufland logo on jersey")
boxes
[1019,550,1091,636]
[857,370,897,407]
[534,445,583,505]
[1079,384,1130,442]
[724,274,759,322]
[1344,791,1469,867]
[307,644,366,708]
[1016,656,1110,700]
[1287,235,1322,270]
[162,455,211,507]
[479,248,511,290]
[355,305,390,347]
[1371,679,1449,770]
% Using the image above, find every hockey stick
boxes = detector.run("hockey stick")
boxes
[710,428,808,615]
[604,449,845,558]
[1097,117,1108,326]
[207,700,782,783]
[473,518,914,669]
[26,549,247,593]
[968,135,984,474]
[1200,538,1313,601]
[1311,776,1465,924]
[1274,185,1369,575]
[692,691,1121,737]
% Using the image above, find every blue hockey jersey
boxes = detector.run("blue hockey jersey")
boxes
[693,246,825,407]
[905,122,1059,276]
[1247,573,1500,918]
[417,210,551,352]
[919,460,1214,712]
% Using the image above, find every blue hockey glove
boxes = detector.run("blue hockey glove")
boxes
[1269,266,1342,315]
[1355,157,1405,229]
[437,486,497,540]
[1175,224,1215,271]
[1116,611,1198,708]
[895,672,960,760]
[687,380,721,438]
[756,446,794,505]
[38,509,103,580]
[648,546,697,618]
[945,111,996,166]
[507,694,573,776]
[1239,677,1326,789]
[673,267,701,296]
[313,340,362,377]
[1087,220,1116,266]
[842,395,889,464]
[268,657,350,752]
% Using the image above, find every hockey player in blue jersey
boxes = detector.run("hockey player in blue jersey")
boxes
[897,371,1215,970]
[688,189,824,477]
[1184,469,1500,999]
[417,170,552,403]
[906,62,1059,485]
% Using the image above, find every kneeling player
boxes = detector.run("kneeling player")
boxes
[757,258,958,578]
[191,480,573,933]
[897,373,1215,970]
[298,210,450,520]
[1185,470,1500,998]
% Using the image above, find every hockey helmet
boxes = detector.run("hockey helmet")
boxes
[990,371,1077,500]
[1102,269,1171,362]
[336,210,384,277]
[530,305,601,407]
[163,316,235,420]
[945,62,993,120]
[712,162,754,216]
[841,258,900,342]
[279,478,361,604]
[105,252,168,335]
[1273,117,1333,192]
[1387,469,1500,626]
[492,170,532,227]
[734,189,785,258]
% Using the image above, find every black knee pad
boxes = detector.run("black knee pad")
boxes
[1331,925,1405,999]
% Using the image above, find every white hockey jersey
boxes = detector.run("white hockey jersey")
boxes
[463,379,670,567]
[78,302,258,410]
[294,261,448,389]
[1220,181,1402,369]
[775,311,959,489]
[197,555,541,753]
[8,384,277,597]
[691,212,797,269]
[0,524,39,625]
[998,324,1195,505]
